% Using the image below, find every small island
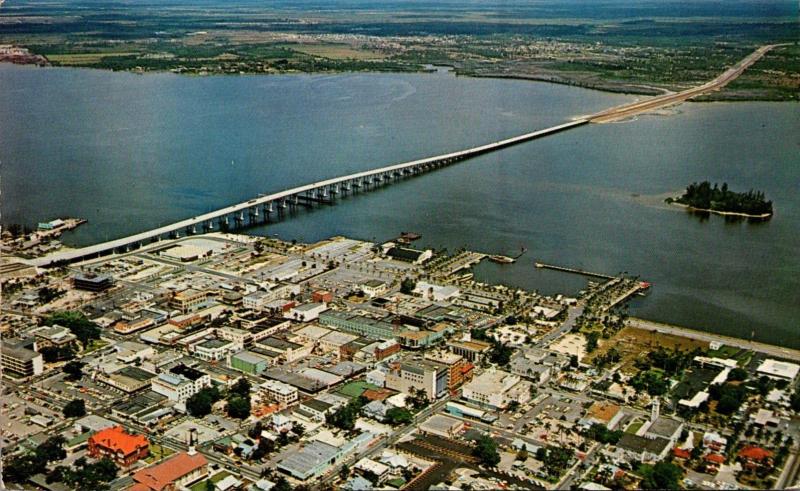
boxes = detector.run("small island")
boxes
[666,181,773,219]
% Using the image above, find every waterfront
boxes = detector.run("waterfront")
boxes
[1,64,799,347]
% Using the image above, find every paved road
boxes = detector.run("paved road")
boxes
[589,44,784,123]
[627,317,800,362]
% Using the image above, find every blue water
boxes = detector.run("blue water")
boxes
[1,64,798,346]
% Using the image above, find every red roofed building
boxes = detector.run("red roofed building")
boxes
[128,451,208,491]
[673,447,690,460]
[88,425,149,466]
[737,445,774,470]
[704,453,725,474]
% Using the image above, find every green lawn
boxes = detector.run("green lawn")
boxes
[189,470,232,491]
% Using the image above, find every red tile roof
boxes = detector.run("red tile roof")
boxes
[673,448,691,459]
[132,452,208,491]
[705,453,726,464]
[90,426,148,456]
[738,445,773,461]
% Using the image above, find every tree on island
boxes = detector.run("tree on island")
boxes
[668,181,772,216]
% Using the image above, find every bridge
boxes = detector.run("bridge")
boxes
[30,44,779,267]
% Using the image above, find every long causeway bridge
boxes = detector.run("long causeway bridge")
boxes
[31,45,779,267]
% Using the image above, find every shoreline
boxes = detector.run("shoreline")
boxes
[667,201,773,219]
[627,317,800,362]
[1,59,796,103]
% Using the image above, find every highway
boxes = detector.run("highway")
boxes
[588,44,783,123]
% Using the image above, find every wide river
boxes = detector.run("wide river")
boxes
[2,64,798,347]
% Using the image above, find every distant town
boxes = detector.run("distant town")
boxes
[2,229,799,490]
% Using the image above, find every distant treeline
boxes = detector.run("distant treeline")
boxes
[668,181,773,216]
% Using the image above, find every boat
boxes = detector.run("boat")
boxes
[489,255,515,264]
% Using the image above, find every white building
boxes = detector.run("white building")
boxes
[461,369,522,409]
[757,359,800,383]
[413,282,460,302]
[193,338,235,361]
[152,373,196,402]
[284,302,328,322]
[260,380,298,406]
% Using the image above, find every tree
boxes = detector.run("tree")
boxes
[227,396,251,419]
[339,464,351,480]
[489,340,513,366]
[63,398,86,418]
[408,388,429,411]
[5,454,45,483]
[36,435,67,463]
[229,377,251,399]
[538,446,573,478]
[40,345,76,363]
[186,386,222,418]
[640,461,682,489]
[473,434,501,467]
[63,360,85,381]
[400,277,416,294]
[273,476,292,491]
[292,422,305,437]
[386,407,413,426]
[729,367,748,381]
[44,311,100,348]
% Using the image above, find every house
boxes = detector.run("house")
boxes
[737,445,774,471]
[362,400,389,422]
[361,280,387,298]
[703,431,728,453]
[88,426,149,466]
[704,453,725,474]
[128,451,208,491]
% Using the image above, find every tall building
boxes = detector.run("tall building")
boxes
[1,344,43,377]
[385,360,449,399]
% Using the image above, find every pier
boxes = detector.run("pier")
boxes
[534,262,616,280]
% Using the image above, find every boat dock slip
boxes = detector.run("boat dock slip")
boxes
[534,262,616,280]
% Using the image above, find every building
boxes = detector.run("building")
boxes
[257,337,312,363]
[32,325,78,350]
[129,451,208,491]
[97,366,158,393]
[425,350,473,392]
[616,433,672,463]
[397,328,446,349]
[385,246,432,264]
[1,344,44,377]
[413,282,460,302]
[259,380,298,406]
[385,360,449,400]
[320,311,396,340]
[168,364,211,392]
[285,302,328,322]
[419,414,464,438]
[73,272,114,292]
[171,289,212,314]
[230,350,271,375]
[580,401,624,430]
[193,338,235,361]
[151,373,196,402]
[461,369,522,409]
[447,338,492,363]
[757,359,800,383]
[360,280,387,298]
[88,426,149,466]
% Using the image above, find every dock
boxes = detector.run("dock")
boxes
[534,261,616,280]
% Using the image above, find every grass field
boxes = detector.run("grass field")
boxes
[591,326,708,374]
